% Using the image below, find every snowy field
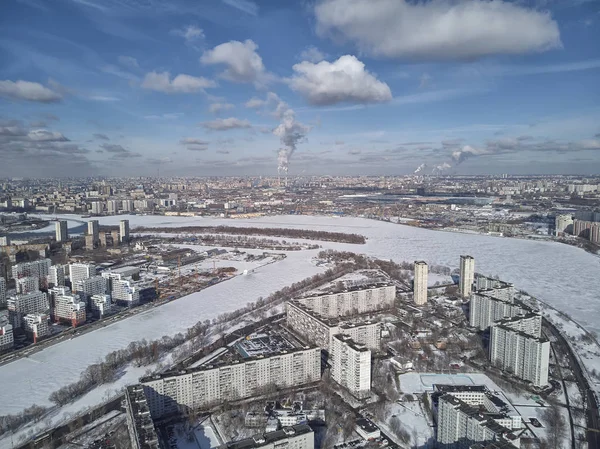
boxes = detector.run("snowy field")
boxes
[1,213,599,443]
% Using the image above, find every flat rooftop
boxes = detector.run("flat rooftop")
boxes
[234,331,296,358]
[220,424,313,449]
[297,269,393,298]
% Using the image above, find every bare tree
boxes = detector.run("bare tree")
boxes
[541,404,567,449]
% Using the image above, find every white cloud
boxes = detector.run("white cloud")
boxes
[221,0,258,15]
[27,129,69,142]
[289,55,392,105]
[141,71,216,93]
[118,55,139,69]
[245,97,266,109]
[209,102,235,114]
[201,117,252,131]
[0,80,62,103]
[299,46,328,63]
[171,25,204,43]
[200,40,267,84]
[314,0,561,60]
[180,138,210,145]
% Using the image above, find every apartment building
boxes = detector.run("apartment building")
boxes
[54,293,86,327]
[55,220,68,242]
[459,255,475,298]
[141,346,321,419]
[434,385,520,449]
[102,272,140,305]
[90,294,111,318]
[124,385,160,449]
[11,259,51,283]
[22,313,50,343]
[219,424,314,449]
[286,300,381,351]
[413,261,428,305]
[330,334,371,399]
[0,277,6,307]
[69,263,95,292]
[120,219,130,243]
[294,283,395,318]
[48,265,65,287]
[490,314,550,387]
[554,214,573,236]
[469,288,524,331]
[16,276,39,294]
[7,291,49,316]
[76,275,107,301]
[0,311,14,353]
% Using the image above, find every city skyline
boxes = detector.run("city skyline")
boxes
[1,0,599,177]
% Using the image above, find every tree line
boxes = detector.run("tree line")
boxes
[135,225,366,244]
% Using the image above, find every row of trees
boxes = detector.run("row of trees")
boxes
[136,225,367,244]
[161,234,320,251]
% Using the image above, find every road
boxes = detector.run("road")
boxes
[544,319,600,449]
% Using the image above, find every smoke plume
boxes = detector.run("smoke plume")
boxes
[273,107,310,175]
[414,163,426,173]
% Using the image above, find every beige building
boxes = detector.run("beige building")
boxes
[459,255,475,298]
[413,261,428,305]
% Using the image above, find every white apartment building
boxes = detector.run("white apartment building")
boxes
[459,255,475,298]
[69,263,95,292]
[11,259,51,283]
[0,312,14,353]
[55,220,69,242]
[54,294,86,327]
[120,219,130,243]
[77,275,107,300]
[294,284,395,318]
[125,385,160,449]
[90,201,104,215]
[0,236,10,246]
[469,289,524,331]
[102,272,140,305]
[219,424,314,449]
[435,385,521,449]
[286,301,381,350]
[16,276,39,294]
[22,313,50,342]
[90,294,111,318]
[330,334,371,399]
[0,277,6,307]
[48,265,65,287]
[555,214,573,236]
[413,261,428,306]
[490,314,549,387]
[107,200,120,214]
[122,200,134,212]
[141,346,321,419]
[7,291,49,315]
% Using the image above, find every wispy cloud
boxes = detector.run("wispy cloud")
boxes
[221,0,258,15]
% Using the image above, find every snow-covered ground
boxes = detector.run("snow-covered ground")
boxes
[2,213,599,445]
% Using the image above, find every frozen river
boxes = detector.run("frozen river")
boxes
[1,213,598,419]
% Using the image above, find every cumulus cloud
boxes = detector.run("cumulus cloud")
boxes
[245,97,266,109]
[118,55,139,69]
[289,55,392,105]
[200,40,268,84]
[141,71,216,93]
[27,129,69,142]
[0,80,63,103]
[209,102,235,114]
[314,0,561,60]
[299,46,328,63]
[201,117,252,131]
[171,25,204,43]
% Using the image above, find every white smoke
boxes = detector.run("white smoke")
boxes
[451,145,487,164]
[431,162,452,174]
[272,104,310,176]
[414,163,426,173]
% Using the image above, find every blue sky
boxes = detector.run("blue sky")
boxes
[0,0,599,177]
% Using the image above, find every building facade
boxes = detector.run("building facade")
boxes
[54,293,86,327]
[22,313,50,343]
[459,255,475,298]
[12,259,51,283]
[490,314,549,387]
[90,294,111,318]
[87,220,100,246]
[0,277,6,307]
[469,288,524,331]
[555,214,573,236]
[286,301,381,351]
[0,311,14,353]
[141,346,321,419]
[69,263,95,292]
[16,276,39,294]
[330,334,371,399]
[414,261,428,306]
[48,265,65,287]
[120,219,130,243]
[77,275,107,301]
[294,284,395,318]
[55,220,69,242]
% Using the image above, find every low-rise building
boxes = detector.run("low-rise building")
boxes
[218,424,314,449]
